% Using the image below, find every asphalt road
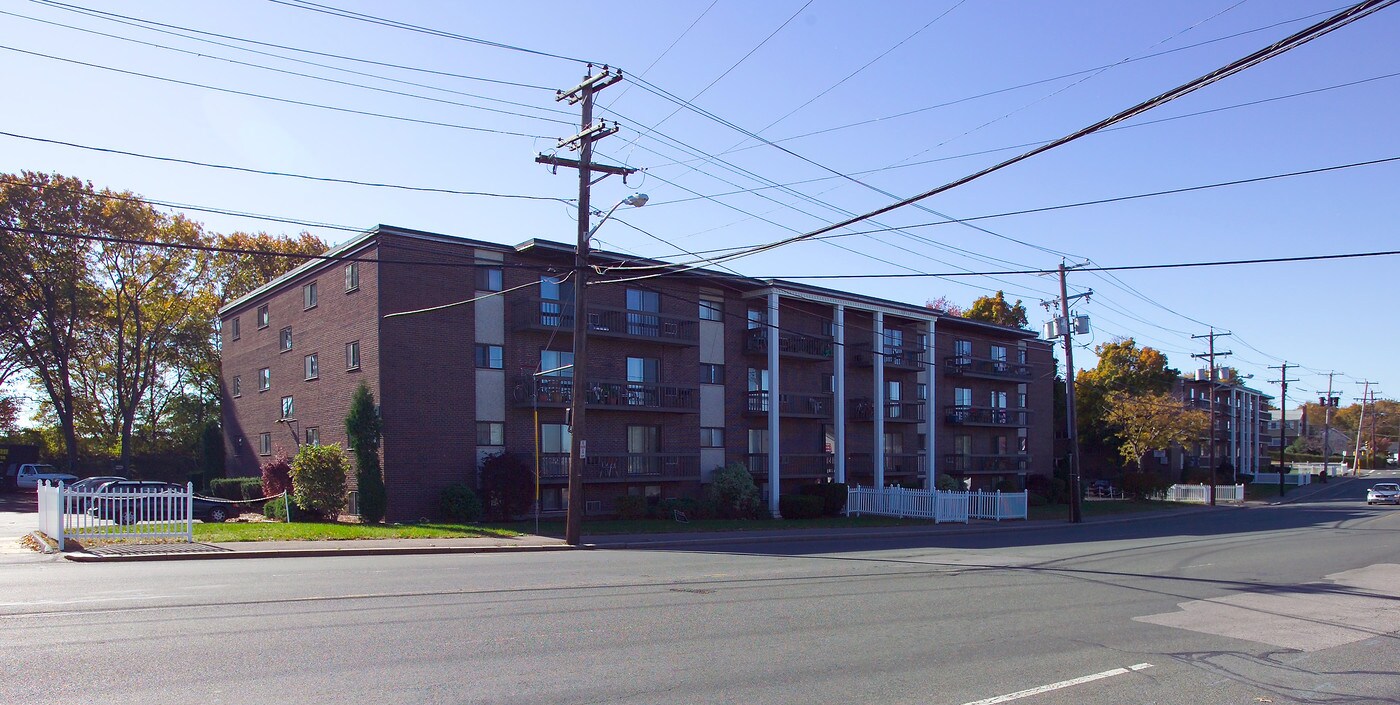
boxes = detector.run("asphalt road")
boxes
[2,476,1397,705]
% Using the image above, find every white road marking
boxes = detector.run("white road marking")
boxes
[960,663,1153,705]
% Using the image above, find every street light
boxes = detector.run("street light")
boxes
[564,192,647,546]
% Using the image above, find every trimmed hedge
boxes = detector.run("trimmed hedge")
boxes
[779,494,824,520]
[438,483,483,523]
[210,477,262,501]
[798,482,848,516]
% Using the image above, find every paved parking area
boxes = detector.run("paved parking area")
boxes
[0,492,38,556]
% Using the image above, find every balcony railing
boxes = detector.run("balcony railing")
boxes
[513,299,697,345]
[516,376,697,412]
[745,391,834,418]
[846,398,927,422]
[944,406,1031,427]
[537,453,700,482]
[852,346,924,370]
[745,453,833,480]
[944,453,1029,473]
[743,329,833,360]
[845,453,925,482]
[942,355,1033,381]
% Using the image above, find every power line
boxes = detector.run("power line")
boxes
[0,130,574,202]
[33,0,556,91]
[0,43,555,139]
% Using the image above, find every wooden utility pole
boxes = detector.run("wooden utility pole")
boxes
[538,65,633,546]
[1270,363,1297,497]
[1191,329,1231,505]
[1320,372,1338,479]
[1354,381,1375,473]
[1049,262,1091,523]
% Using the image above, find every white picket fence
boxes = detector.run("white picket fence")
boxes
[1244,472,1314,486]
[846,486,1028,523]
[1164,483,1245,504]
[37,481,194,547]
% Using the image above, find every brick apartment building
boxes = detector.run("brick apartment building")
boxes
[1135,369,1270,480]
[218,225,1055,522]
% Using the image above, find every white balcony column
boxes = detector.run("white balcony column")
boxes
[873,310,886,488]
[1229,389,1240,475]
[767,291,781,517]
[834,304,846,484]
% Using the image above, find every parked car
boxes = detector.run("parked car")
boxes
[1365,483,1399,505]
[87,481,237,524]
[12,464,80,490]
[1089,480,1117,497]
[65,476,128,511]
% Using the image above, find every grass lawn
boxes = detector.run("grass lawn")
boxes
[192,521,522,543]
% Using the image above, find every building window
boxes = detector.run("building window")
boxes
[303,282,318,310]
[280,327,292,352]
[1018,437,1028,453]
[1018,392,1027,408]
[700,427,725,448]
[540,349,573,377]
[476,267,503,292]
[345,262,360,292]
[625,288,659,313]
[746,308,765,330]
[953,339,972,362]
[259,432,272,456]
[258,368,271,391]
[346,340,361,370]
[699,297,723,321]
[232,375,241,398]
[1017,347,1027,364]
[540,423,571,453]
[477,422,504,446]
[230,317,240,341]
[821,374,835,394]
[917,383,928,401]
[257,304,269,329]
[476,344,504,369]
[954,387,972,407]
[539,275,571,327]
[700,363,724,385]
[990,345,1008,370]
[748,428,770,454]
[305,427,320,446]
[280,395,294,419]
[304,354,319,380]
[626,357,659,383]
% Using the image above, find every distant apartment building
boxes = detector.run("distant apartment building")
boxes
[1171,369,1271,477]
[218,225,1055,522]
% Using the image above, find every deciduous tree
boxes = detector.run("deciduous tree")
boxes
[1104,391,1208,471]
[964,291,1028,329]
[212,231,327,305]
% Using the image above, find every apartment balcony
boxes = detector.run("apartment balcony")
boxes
[845,452,925,483]
[852,345,924,371]
[512,299,698,346]
[944,406,1031,427]
[942,355,1033,381]
[744,391,834,419]
[743,328,833,360]
[746,453,833,481]
[537,453,701,482]
[847,398,926,422]
[515,376,698,413]
[944,453,1030,474]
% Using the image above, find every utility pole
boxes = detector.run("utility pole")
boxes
[1044,262,1091,523]
[1191,328,1231,506]
[537,65,634,546]
[1320,371,1338,479]
[1269,363,1297,497]
[1355,381,1375,474]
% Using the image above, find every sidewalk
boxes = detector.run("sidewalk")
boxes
[61,503,1228,562]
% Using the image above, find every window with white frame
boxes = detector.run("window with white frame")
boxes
[258,368,270,391]
[280,395,294,419]
[257,304,269,328]
[540,349,573,377]
[475,344,503,369]
[477,421,504,446]
[232,375,241,397]
[954,387,972,407]
[305,427,320,446]
[231,316,240,340]
[303,282,318,309]
[259,432,271,455]
[345,262,360,292]
[279,327,292,352]
[954,339,972,362]
[700,363,724,385]
[540,423,571,453]
[700,427,724,448]
[304,354,318,380]
[477,267,503,292]
[346,340,361,370]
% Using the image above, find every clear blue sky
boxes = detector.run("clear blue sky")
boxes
[3,0,1397,409]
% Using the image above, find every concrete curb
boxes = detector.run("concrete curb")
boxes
[64,542,583,562]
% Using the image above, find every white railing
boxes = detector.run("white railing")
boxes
[1245,472,1313,486]
[846,486,1028,523]
[36,481,194,548]
[1165,484,1245,503]
[1276,462,1350,476]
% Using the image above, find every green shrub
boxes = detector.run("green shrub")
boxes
[614,495,648,520]
[1122,471,1169,500]
[479,452,534,521]
[291,444,347,517]
[263,498,288,521]
[346,382,386,524]
[261,455,293,498]
[1027,492,1049,507]
[798,482,848,516]
[934,473,961,491]
[658,497,700,519]
[778,494,823,520]
[705,462,762,519]
[210,477,258,500]
[438,483,483,523]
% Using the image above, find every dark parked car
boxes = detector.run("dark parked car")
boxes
[87,480,237,524]
[1089,480,1118,497]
